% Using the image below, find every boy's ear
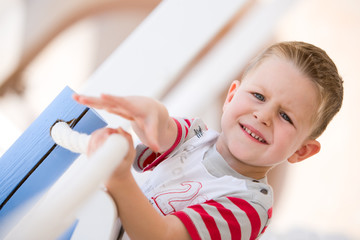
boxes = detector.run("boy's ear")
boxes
[288,139,321,164]
[223,80,240,110]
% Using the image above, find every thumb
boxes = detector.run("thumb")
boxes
[143,120,160,153]
[116,127,135,160]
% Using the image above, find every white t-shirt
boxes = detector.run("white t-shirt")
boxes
[134,118,273,240]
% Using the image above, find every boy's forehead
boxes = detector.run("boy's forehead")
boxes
[242,57,315,92]
[240,57,320,124]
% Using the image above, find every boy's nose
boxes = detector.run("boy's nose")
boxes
[253,107,273,127]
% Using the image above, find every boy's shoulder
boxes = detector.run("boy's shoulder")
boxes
[175,117,208,141]
[242,179,273,210]
[133,117,213,172]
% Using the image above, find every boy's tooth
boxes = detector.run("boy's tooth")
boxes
[243,125,265,142]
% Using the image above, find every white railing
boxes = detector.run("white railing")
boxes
[5,122,128,240]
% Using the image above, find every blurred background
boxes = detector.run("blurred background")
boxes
[0,0,359,239]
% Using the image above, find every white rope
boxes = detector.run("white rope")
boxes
[50,121,90,154]
[5,122,129,240]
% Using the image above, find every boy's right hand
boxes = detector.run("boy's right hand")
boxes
[73,94,177,153]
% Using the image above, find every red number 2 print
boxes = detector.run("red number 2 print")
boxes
[152,181,203,215]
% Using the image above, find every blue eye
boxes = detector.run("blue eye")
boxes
[280,112,293,124]
[253,93,265,101]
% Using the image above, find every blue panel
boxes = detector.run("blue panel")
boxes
[0,86,107,222]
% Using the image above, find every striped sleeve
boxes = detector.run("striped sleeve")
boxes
[132,117,193,172]
[172,197,272,240]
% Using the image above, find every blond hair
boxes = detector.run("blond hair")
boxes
[243,41,343,139]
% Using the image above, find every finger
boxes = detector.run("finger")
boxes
[105,108,134,121]
[134,116,160,152]
[100,95,133,112]
[87,128,119,156]
[74,94,133,119]
[73,94,108,109]
[100,95,141,114]
[72,93,81,102]
[144,122,160,152]
[100,95,141,120]
[74,94,139,122]
[116,127,136,160]
[116,127,133,145]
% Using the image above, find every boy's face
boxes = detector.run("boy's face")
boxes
[219,56,320,172]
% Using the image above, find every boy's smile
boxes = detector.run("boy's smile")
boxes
[240,123,268,144]
[217,56,321,179]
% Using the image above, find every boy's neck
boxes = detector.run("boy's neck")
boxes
[215,139,270,180]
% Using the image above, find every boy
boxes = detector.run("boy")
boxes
[74,41,343,240]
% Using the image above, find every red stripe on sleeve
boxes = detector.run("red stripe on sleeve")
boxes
[227,197,261,240]
[136,147,149,170]
[267,207,273,219]
[173,211,201,240]
[261,207,273,234]
[261,226,268,234]
[205,200,241,240]
[185,126,189,138]
[184,118,191,127]
[189,204,221,240]
[143,118,182,171]
[142,152,158,169]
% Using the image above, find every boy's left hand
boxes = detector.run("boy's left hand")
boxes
[87,127,136,179]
